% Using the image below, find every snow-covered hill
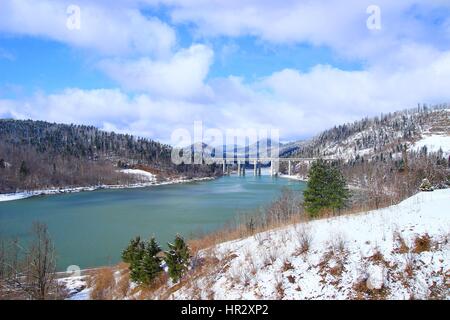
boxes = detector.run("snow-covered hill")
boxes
[168,189,450,300]
[412,134,450,157]
[290,106,450,161]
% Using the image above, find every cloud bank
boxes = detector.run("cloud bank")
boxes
[1,0,450,142]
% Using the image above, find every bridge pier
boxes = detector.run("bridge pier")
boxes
[219,158,325,177]
[222,160,226,174]
[270,160,279,176]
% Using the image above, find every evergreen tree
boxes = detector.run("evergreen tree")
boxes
[303,161,328,216]
[121,236,145,282]
[140,237,162,285]
[327,166,350,213]
[165,235,190,283]
[303,160,350,217]
[19,160,29,180]
[121,236,144,264]
[122,236,163,285]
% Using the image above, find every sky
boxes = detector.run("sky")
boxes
[0,0,450,143]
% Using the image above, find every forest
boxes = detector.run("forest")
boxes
[0,119,221,193]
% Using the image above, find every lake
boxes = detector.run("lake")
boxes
[0,174,306,271]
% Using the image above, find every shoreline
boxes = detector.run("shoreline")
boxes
[0,176,215,203]
[278,173,308,182]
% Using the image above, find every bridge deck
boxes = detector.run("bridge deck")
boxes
[213,157,335,161]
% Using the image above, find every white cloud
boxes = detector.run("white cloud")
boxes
[0,0,176,57]
[99,44,214,99]
[2,48,450,142]
[166,0,450,62]
[1,0,450,143]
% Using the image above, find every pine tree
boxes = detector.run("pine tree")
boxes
[19,160,29,180]
[140,237,162,285]
[327,166,350,214]
[122,236,146,282]
[121,236,144,264]
[303,160,350,217]
[165,235,190,283]
[303,161,329,216]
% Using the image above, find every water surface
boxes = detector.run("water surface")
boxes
[0,175,305,270]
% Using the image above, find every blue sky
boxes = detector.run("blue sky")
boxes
[0,0,450,142]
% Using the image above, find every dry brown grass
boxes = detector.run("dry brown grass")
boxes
[368,249,390,268]
[404,253,415,278]
[287,275,296,284]
[275,275,285,299]
[294,225,312,256]
[282,259,294,272]
[115,271,130,298]
[413,233,432,253]
[90,267,115,300]
[352,277,390,300]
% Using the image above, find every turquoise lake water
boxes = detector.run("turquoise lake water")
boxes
[0,175,306,271]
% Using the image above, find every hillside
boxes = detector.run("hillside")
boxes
[169,190,450,300]
[287,105,450,161]
[0,119,220,193]
[67,189,450,300]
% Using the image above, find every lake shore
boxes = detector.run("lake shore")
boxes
[0,176,215,202]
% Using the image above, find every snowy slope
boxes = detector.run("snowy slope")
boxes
[412,135,450,157]
[169,190,450,300]
[291,107,450,161]
[119,169,156,182]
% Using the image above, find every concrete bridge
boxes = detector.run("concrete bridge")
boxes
[219,157,335,176]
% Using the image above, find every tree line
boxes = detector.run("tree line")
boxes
[0,119,221,193]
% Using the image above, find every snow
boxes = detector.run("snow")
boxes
[0,193,33,202]
[279,174,307,181]
[58,275,91,300]
[119,169,156,182]
[0,176,214,202]
[169,189,450,300]
[412,134,450,157]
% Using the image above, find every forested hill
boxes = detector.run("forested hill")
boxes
[0,119,172,165]
[285,104,450,161]
[0,119,220,193]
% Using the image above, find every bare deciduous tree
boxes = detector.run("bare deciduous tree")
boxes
[0,222,58,300]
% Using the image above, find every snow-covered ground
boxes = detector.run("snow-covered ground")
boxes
[168,189,450,300]
[412,134,450,157]
[279,174,307,181]
[58,276,91,300]
[60,189,449,300]
[118,169,156,182]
